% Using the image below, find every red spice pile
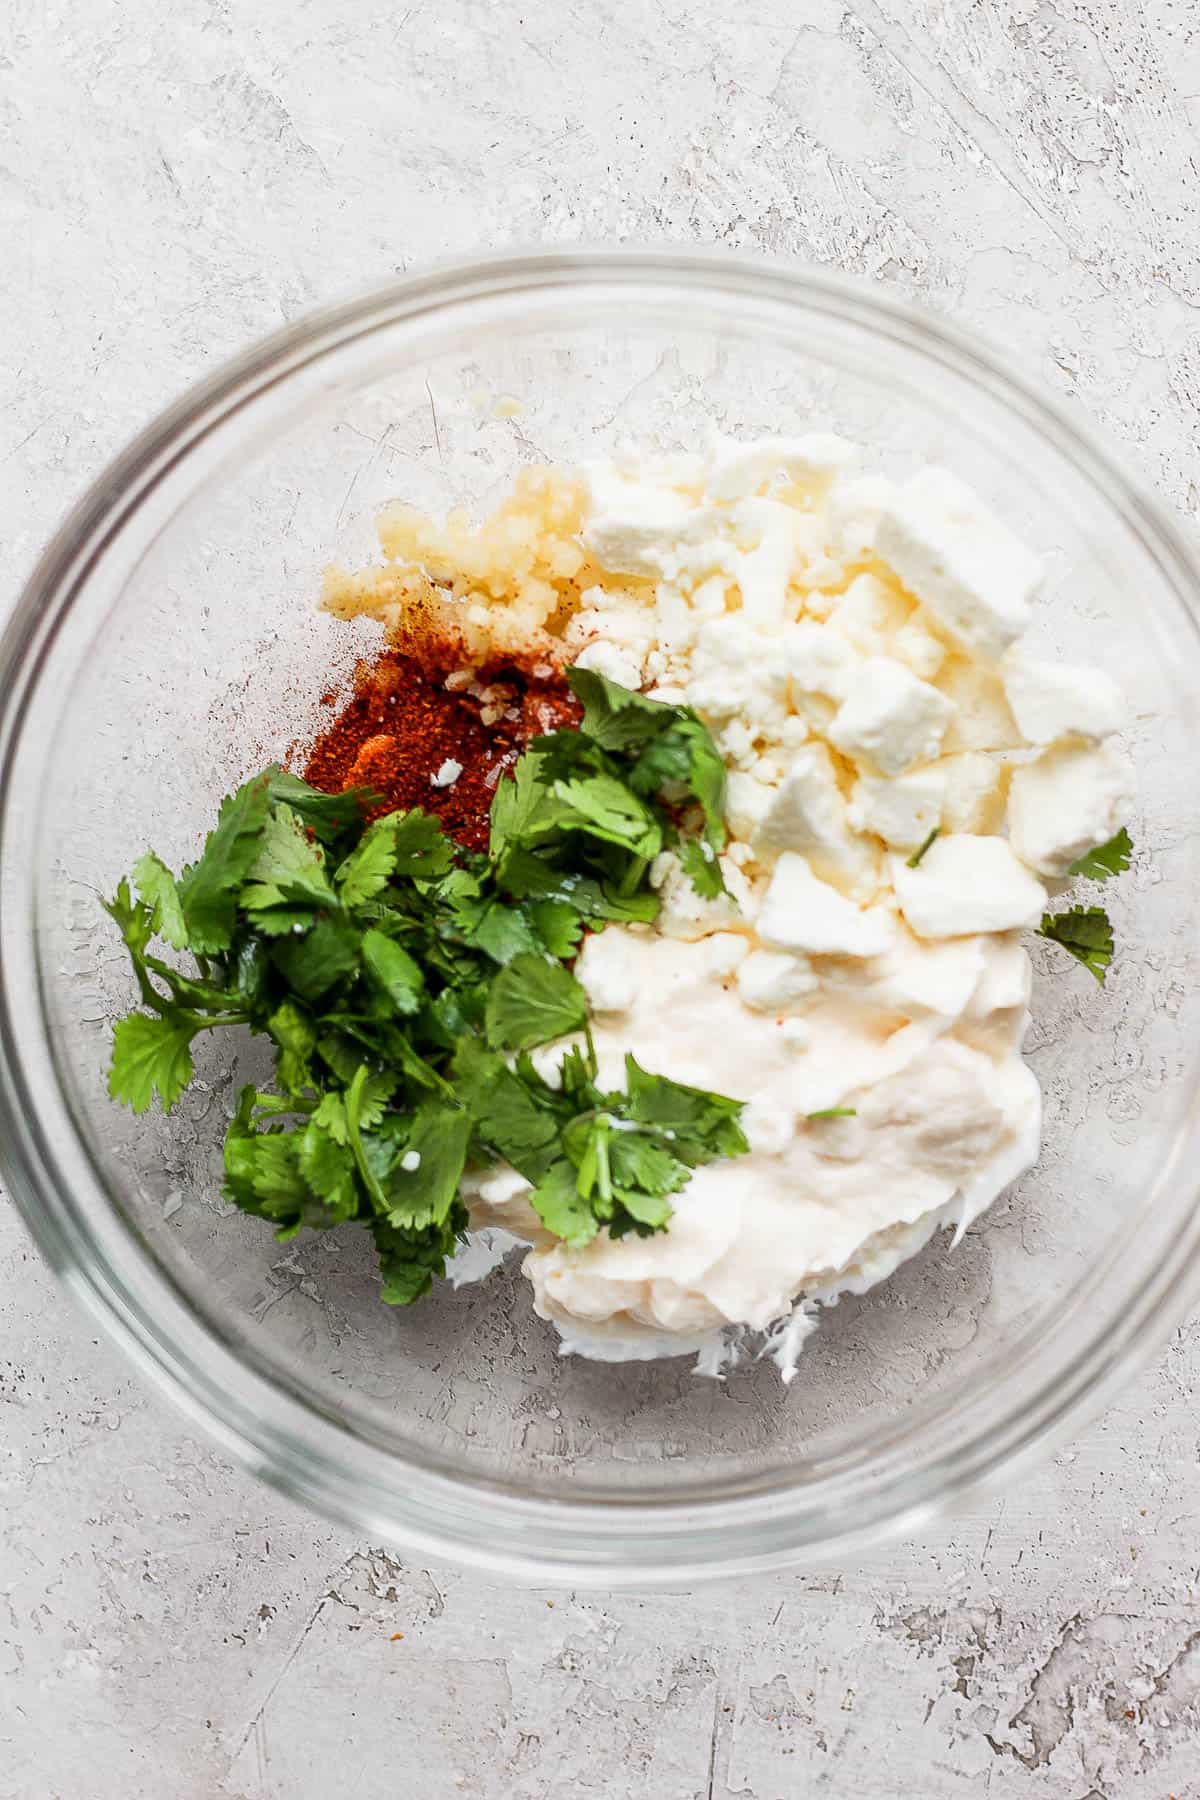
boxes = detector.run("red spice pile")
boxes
[303,642,580,851]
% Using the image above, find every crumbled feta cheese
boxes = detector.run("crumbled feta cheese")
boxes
[780,619,860,733]
[935,751,1009,834]
[827,473,897,563]
[430,758,463,788]
[581,469,695,579]
[936,658,1025,753]
[1002,652,1123,744]
[650,849,755,940]
[573,637,646,690]
[754,742,879,895]
[686,617,791,729]
[849,766,946,850]
[1007,741,1134,877]
[724,771,776,842]
[705,433,856,503]
[736,948,819,1011]
[828,656,954,775]
[892,614,947,681]
[729,498,807,622]
[891,836,1048,937]
[400,1149,422,1172]
[758,853,895,957]
[825,571,912,657]
[875,468,1042,663]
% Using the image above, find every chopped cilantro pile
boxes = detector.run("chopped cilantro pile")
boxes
[105,671,747,1304]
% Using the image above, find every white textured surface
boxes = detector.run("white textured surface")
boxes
[4,1,1200,1793]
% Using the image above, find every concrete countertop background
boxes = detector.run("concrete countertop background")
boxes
[4,2,1200,1794]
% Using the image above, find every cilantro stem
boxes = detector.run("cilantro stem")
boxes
[616,855,649,898]
[906,827,940,869]
[594,1118,613,1205]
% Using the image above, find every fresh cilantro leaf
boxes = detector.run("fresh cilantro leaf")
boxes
[609,1186,675,1234]
[371,1203,468,1306]
[108,1012,196,1113]
[176,773,272,954]
[489,756,564,856]
[133,852,189,950]
[529,898,584,958]
[607,1131,691,1198]
[266,768,381,842]
[361,928,424,1016]
[529,1161,599,1248]
[104,877,156,962]
[223,1128,312,1221]
[677,837,727,900]
[316,1033,362,1086]
[388,811,456,881]
[312,1088,349,1145]
[336,813,403,907]
[622,1054,748,1160]
[297,1122,359,1223]
[906,827,940,869]
[357,1071,397,1129]
[234,937,273,1013]
[241,804,334,919]
[1068,827,1132,883]
[270,915,359,1001]
[445,895,543,966]
[459,1059,562,1182]
[631,716,727,848]
[485,954,588,1051]
[381,1100,472,1229]
[267,1001,317,1093]
[553,774,663,858]
[566,666,675,754]
[1038,905,1114,983]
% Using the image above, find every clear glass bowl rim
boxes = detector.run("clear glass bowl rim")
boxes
[4,245,1200,1586]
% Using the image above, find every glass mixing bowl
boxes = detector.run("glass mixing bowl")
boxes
[3,250,1200,1586]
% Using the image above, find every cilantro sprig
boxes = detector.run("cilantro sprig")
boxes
[1036,830,1132,984]
[104,676,744,1304]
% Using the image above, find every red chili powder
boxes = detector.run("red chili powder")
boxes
[302,643,580,851]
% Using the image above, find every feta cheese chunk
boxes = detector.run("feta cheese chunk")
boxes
[758,853,895,957]
[573,637,646,690]
[582,472,694,578]
[876,469,1042,663]
[1007,742,1134,877]
[736,948,819,1012]
[783,620,860,730]
[705,433,856,503]
[892,614,947,681]
[1002,652,1123,745]
[890,836,1048,938]
[935,751,1009,834]
[724,771,776,842]
[828,473,896,563]
[826,572,912,657]
[730,497,807,622]
[849,767,946,850]
[937,659,1025,753]
[575,931,639,1014]
[828,657,954,775]
[754,742,879,895]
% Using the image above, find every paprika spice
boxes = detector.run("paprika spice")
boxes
[302,641,580,852]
